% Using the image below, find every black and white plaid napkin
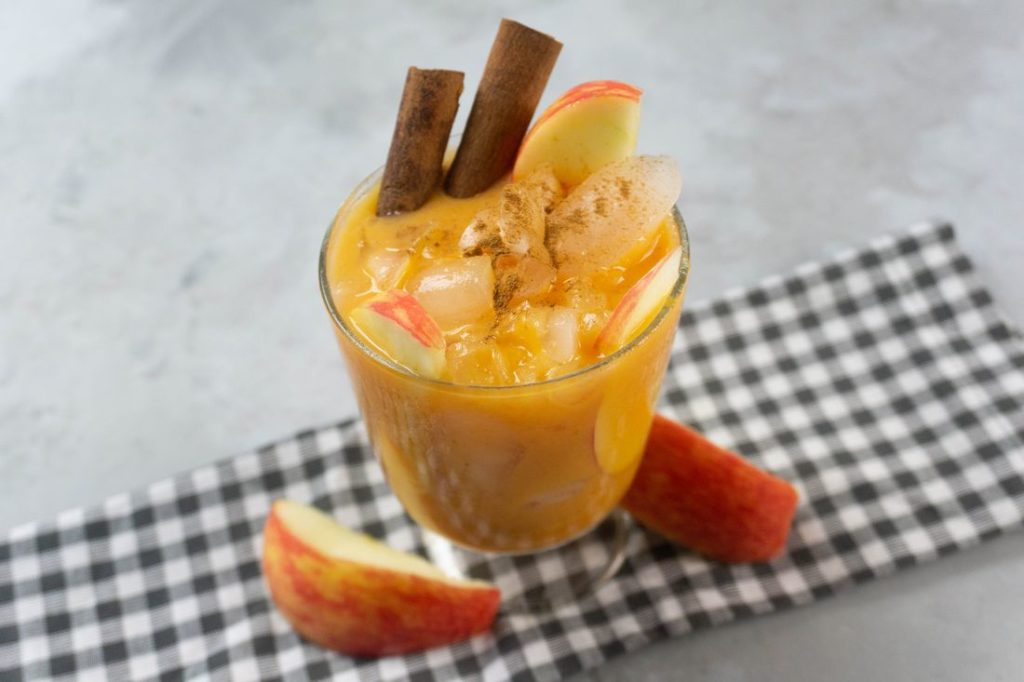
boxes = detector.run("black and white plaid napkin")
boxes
[2,222,1023,681]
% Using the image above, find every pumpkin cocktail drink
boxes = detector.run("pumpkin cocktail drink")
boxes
[320,20,689,554]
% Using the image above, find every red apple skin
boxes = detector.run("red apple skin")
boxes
[524,80,641,143]
[262,505,500,656]
[364,289,444,350]
[622,415,799,562]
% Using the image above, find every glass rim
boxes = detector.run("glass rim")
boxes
[318,164,691,392]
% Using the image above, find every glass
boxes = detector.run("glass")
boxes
[319,163,690,600]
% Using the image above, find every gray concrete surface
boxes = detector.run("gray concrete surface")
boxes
[2,0,1023,679]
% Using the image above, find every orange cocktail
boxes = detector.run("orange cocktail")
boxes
[320,159,689,553]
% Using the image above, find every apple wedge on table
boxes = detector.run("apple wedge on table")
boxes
[622,415,800,563]
[262,500,499,657]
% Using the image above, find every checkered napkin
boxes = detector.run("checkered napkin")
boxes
[3,222,1024,681]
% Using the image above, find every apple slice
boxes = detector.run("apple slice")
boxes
[622,415,800,562]
[595,246,682,355]
[512,80,642,187]
[348,290,446,378]
[262,499,500,656]
[593,392,654,475]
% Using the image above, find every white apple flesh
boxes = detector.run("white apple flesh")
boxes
[262,500,500,657]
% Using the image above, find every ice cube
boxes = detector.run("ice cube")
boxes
[559,282,608,316]
[544,306,579,364]
[492,303,580,381]
[459,174,556,259]
[496,184,546,256]
[362,220,430,251]
[446,337,511,385]
[556,283,610,350]
[362,248,411,289]
[407,255,495,330]
[493,253,556,312]
[458,208,503,257]
[546,155,682,276]
[521,164,565,214]
[494,301,547,355]
[415,225,460,260]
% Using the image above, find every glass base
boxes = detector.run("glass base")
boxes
[422,509,633,612]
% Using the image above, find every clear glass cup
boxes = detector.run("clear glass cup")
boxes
[319,163,690,603]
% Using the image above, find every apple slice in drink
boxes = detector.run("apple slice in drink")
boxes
[348,290,446,378]
[407,255,495,331]
[595,246,683,355]
[262,499,501,656]
[593,393,654,475]
[513,80,642,187]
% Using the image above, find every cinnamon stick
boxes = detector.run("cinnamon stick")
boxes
[376,67,464,216]
[444,19,562,198]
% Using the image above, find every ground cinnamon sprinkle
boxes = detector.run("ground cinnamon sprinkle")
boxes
[502,187,525,214]
[494,273,522,313]
[545,207,588,255]
[462,234,506,258]
[544,214,578,264]
[616,176,632,200]
[499,187,535,245]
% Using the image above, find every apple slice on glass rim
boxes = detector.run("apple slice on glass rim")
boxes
[513,80,642,187]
